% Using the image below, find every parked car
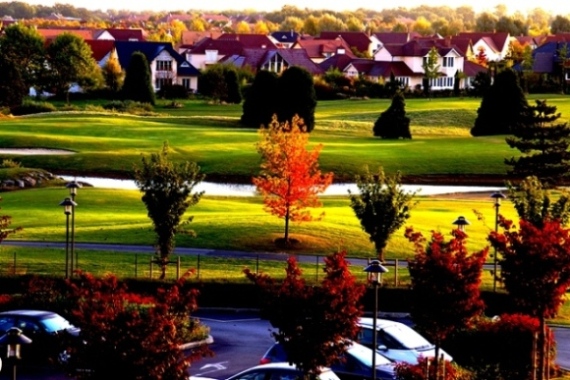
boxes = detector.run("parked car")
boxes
[0,309,80,366]
[357,317,452,364]
[260,341,396,380]
[191,362,341,380]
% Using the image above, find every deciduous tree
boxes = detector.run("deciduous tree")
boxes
[505,100,570,187]
[62,272,211,379]
[134,142,204,279]
[253,115,333,245]
[489,217,570,380]
[406,227,487,379]
[349,167,417,262]
[45,33,103,104]
[102,55,123,95]
[121,51,155,105]
[244,251,365,377]
[421,47,440,97]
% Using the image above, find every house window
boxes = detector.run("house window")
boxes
[182,78,191,89]
[205,50,218,62]
[155,78,172,89]
[156,60,172,71]
[443,57,454,68]
[395,77,409,87]
[262,54,286,73]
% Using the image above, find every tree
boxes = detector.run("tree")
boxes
[133,142,204,279]
[557,43,569,94]
[276,66,317,133]
[421,47,440,97]
[102,56,123,95]
[0,24,45,98]
[551,15,570,34]
[471,68,528,136]
[506,176,570,228]
[223,68,242,104]
[505,100,570,187]
[475,46,488,67]
[475,12,497,32]
[470,70,492,97]
[253,115,333,245]
[349,167,417,262]
[406,227,487,379]
[244,251,365,377]
[241,70,279,128]
[489,218,570,380]
[0,198,22,244]
[45,33,103,104]
[0,56,27,108]
[372,92,412,139]
[62,272,211,379]
[121,51,155,105]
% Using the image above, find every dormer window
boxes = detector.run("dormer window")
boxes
[337,48,346,55]
[205,50,218,62]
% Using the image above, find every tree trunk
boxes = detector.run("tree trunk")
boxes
[284,208,290,243]
[378,248,385,263]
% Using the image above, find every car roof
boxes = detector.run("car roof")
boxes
[358,317,403,329]
[232,362,337,377]
[0,310,58,318]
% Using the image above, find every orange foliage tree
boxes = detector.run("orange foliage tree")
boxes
[253,115,333,244]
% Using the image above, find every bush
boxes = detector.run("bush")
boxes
[157,84,190,100]
[0,159,21,168]
[395,357,473,380]
[10,100,57,115]
[102,100,155,115]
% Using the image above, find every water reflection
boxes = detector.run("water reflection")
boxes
[61,176,505,196]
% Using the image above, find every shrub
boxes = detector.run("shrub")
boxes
[102,100,155,115]
[395,357,473,380]
[10,100,57,115]
[0,159,21,168]
[157,84,189,100]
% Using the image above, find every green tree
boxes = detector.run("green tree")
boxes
[134,142,204,280]
[506,176,570,228]
[223,68,242,104]
[421,47,440,97]
[241,70,279,128]
[372,91,412,139]
[471,68,528,136]
[121,51,155,105]
[197,64,234,103]
[45,33,103,104]
[551,15,570,33]
[244,251,365,377]
[0,55,27,108]
[276,66,317,133]
[557,43,569,94]
[505,100,570,188]
[475,12,497,32]
[0,24,45,100]
[348,167,417,262]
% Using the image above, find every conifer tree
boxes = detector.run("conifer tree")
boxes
[372,91,412,139]
[121,51,155,105]
[241,70,279,128]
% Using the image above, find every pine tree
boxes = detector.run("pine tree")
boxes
[276,66,317,132]
[241,70,279,128]
[505,99,570,187]
[471,68,528,136]
[121,51,155,105]
[372,91,412,139]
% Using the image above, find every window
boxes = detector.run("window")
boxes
[182,78,191,89]
[395,77,409,87]
[443,57,454,68]
[155,78,172,89]
[156,60,172,71]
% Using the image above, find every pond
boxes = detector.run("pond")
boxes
[60,176,506,197]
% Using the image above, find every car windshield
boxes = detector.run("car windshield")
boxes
[347,343,392,366]
[383,324,432,350]
[39,315,75,333]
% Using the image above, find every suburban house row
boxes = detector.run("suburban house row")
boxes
[29,27,570,94]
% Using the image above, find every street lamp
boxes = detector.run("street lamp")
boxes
[66,181,81,275]
[59,197,77,279]
[0,327,32,380]
[491,191,506,292]
[451,216,470,231]
[363,259,389,380]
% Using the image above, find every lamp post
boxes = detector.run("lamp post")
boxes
[491,192,506,292]
[59,197,77,279]
[363,259,389,380]
[0,327,32,380]
[66,181,81,276]
[451,215,470,231]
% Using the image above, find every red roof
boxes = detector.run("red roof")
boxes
[190,37,245,55]
[105,28,145,41]
[294,38,356,59]
[84,40,115,62]
[216,33,277,49]
[36,28,95,41]
[457,32,509,52]
[318,31,372,53]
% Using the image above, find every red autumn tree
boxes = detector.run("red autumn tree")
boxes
[475,46,488,67]
[244,250,365,377]
[406,227,487,379]
[489,217,570,380]
[62,271,211,379]
[253,114,333,245]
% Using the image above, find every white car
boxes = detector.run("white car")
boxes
[357,317,453,364]
[191,362,340,380]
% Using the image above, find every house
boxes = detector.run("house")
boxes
[185,37,246,69]
[36,27,96,41]
[216,33,277,49]
[270,30,300,48]
[95,28,145,41]
[178,30,222,51]
[84,40,117,67]
[343,59,415,87]
[220,47,322,75]
[114,41,200,92]
[373,32,421,51]
[456,32,511,62]
[526,41,570,82]
[292,37,357,63]
[318,31,381,57]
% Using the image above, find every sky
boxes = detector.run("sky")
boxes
[16,0,570,16]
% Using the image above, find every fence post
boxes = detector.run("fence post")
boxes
[177,256,180,279]
[394,259,399,287]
